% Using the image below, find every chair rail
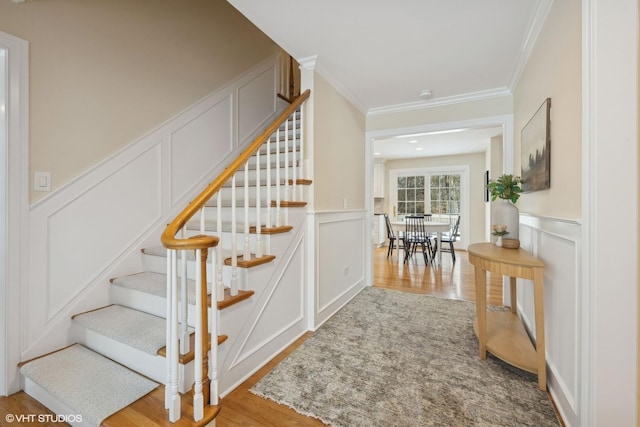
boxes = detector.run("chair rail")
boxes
[161,89,311,251]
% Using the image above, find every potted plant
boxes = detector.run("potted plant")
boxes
[487,174,522,203]
[486,174,522,243]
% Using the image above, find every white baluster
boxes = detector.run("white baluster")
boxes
[166,249,181,422]
[276,125,282,227]
[165,249,172,410]
[292,110,298,202]
[299,107,305,201]
[266,131,273,229]
[285,115,290,202]
[209,247,224,405]
[209,269,219,407]
[230,175,238,296]
[255,146,263,258]
[216,192,224,302]
[243,162,251,260]
[179,230,188,355]
[193,248,204,422]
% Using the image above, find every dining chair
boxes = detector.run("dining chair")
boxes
[433,215,460,263]
[383,214,403,259]
[403,215,432,265]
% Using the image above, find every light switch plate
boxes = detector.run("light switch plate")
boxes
[34,171,51,192]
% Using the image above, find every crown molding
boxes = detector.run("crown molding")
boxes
[297,55,317,71]
[507,0,555,90]
[366,87,512,117]
[295,54,369,115]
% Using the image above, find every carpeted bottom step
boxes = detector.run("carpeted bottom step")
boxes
[19,344,159,426]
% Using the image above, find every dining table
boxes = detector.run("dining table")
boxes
[391,219,451,264]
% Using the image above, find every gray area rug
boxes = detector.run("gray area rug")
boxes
[251,287,560,426]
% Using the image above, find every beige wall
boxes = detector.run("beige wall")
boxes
[313,73,366,210]
[383,152,487,245]
[513,0,582,219]
[0,0,280,202]
[366,96,512,132]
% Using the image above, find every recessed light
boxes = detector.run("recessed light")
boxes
[408,140,418,144]
[416,147,423,151]
[374,152,382,156]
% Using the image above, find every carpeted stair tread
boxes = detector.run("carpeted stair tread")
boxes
[111,271,254,310]
[72,305,186,356]
[19,344,158,426]
[112,271,198,305]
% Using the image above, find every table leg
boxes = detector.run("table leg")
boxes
[509,276,517,314]
[437,232,442,264]
[533,267,546,390]
[475,266,487,359]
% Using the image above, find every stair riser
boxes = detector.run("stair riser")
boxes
[257,136,301,156]
[141,253,251,286]
[23,379,84,427]
[224,167,304,187]
[211,186,304,205]
[242,151,300,170]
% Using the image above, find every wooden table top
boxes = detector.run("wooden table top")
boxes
[467,242,544,268]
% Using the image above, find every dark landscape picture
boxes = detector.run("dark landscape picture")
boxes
[521,98,551,192]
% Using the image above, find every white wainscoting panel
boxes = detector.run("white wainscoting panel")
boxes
[313,210,367,328]
[23,56,281,360]
[48,146,162,319]
[170,95,233,202]
[519,214,582,427]
[237,63,277,143]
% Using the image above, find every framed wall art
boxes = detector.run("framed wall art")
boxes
[521,98,551,192]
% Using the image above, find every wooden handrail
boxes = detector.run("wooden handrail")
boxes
[161,89,311,251]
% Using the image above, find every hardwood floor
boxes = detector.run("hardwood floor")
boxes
[0,245,504,426]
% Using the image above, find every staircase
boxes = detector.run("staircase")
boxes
[18,91,311,426]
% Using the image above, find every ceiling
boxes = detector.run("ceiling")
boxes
[226,0,549,158]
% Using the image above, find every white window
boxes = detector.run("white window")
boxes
[389,166,468,247]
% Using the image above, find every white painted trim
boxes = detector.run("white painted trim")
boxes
[581,1,638,425]
[507,0,555,90]
[0,30,29,396]
[367,89,512,117]
[581,1,596,423]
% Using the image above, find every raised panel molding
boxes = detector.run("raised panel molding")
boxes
[313,210,367,328]
[519,214,581,426]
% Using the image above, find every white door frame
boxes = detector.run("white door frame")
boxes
[364,115,514,289]
[0,30,29,396]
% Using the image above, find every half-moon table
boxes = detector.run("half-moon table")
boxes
[467,242,546,390]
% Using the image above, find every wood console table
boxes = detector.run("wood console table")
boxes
[467,242,546,390]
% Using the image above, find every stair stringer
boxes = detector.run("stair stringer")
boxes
[216,216,309,396]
